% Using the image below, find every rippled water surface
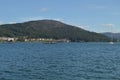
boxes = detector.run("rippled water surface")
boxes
[0,42,120,80]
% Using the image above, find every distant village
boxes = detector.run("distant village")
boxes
[0,37,17,42]
[0,37,70,43]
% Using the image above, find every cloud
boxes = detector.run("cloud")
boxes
[51,18,65,22]
[77,25,90,29]
[8,22,17,24]
[102,24,115,28]
[40,8,48,12]
[0,21,3,25]
[102,24,115,32]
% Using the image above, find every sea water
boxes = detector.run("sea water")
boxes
[0,42,120,80]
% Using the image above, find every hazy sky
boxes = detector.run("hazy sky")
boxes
[0,0,120,33]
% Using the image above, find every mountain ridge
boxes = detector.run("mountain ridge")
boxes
[102,32,120,40]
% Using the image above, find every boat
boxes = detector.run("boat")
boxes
[109,32,114,44]
[109,41,114,44]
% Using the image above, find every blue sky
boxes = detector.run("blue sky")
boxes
[0,0,120,33]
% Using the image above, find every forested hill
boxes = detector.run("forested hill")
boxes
[0,20,110,42]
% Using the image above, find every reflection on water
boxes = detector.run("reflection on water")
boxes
[0,42,120,80]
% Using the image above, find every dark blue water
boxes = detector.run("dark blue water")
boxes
[0,42,120,80]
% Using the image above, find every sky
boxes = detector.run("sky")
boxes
[0,0,120,33]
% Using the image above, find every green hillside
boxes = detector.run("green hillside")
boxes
[0,20,110,42]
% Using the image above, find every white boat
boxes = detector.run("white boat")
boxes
[109,41,114,44]
[109,32,114,44]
